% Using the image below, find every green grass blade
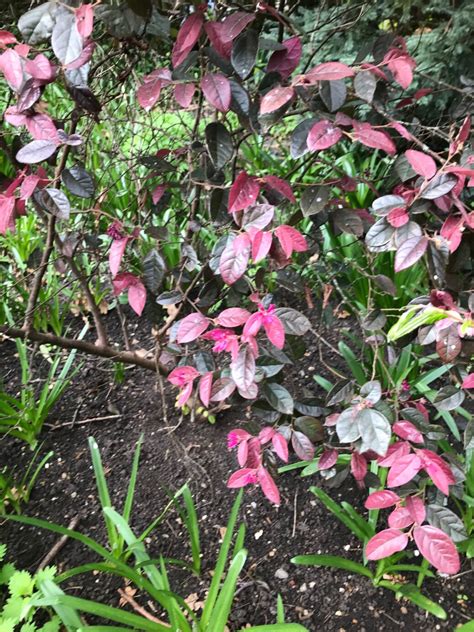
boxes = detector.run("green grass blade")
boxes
[88,437,120,554]
[291,554,373,579]
[338,342,366,385]
[276,594,285,624]
[122,435,143,523]
[200,490,243,628]
[378,581,446,619]
[37,579,83,631]
[310,487,367,542]
[207,548,247,632]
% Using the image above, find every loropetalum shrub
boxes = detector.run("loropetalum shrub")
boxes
[0,1,472,579]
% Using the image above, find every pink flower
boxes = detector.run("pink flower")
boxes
[242,303,285,349]
[168,365,200,407]
[107,220,125,240]
[202,328,239,357]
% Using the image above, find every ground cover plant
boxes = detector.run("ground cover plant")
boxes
[0,0,473,629]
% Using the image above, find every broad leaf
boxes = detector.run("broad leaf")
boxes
[306,61,354,81]
[365,490,400,510]
[260,86,294,115]
[18,2,58,45]
[267,35,301,78]
[387,453,422,487]
[231,29,258,79]
[300,185,329,216]
[354,70,376,102]
[177,313,210,344]
[426,505,468,543]
[16,139,57,164]
[319,79,347,112]
[357,408,391,456]
[307,120,342,151]
[405,150,436,179]
[394,234,428,271]
[274,308,311,335]
[205,122,233,170]
[143,249,166,293]
[292,431,315,461]
[366,528,409,560]
[201,73,231,112]
[41,188,70,220]
[228,171,260,213]
[61,166,95,198]
[231,345,256,391]
[262,382,294,415]
[413,525,460,574]
[52,8,83,65]
[172,12,203,68]
[420,174,457,200]
[433,385,465,411]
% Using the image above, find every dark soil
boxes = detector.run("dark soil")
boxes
[1,311,473,632]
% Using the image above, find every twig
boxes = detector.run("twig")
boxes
[37,514,81,571]
[117,588,170,627]
[45,414,122,429]
[0,325,167,373]
[292,490,298,538]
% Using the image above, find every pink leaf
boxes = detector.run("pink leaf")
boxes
[413,525,460,574]
[220,12,255,40]
[243,312,263,339]
[262,175,295,202]
[318,448,338,470]
[405,150,437,179]
[260,86,294,114]
[66,39,95,70]
[387,453,422,488]
[274,225,308,258]
[462,373,474,389]
[128,280,146,316]
[257,466,280,505]
[378,441,411,467]
[267,35,302,79]
[76,4,94,38]
[20,175,40,200]
[168,365,200,386]
[272,433,289,462]
[440,215,463,253]
[24,54,56,82]
[177,380,194,407]
[237,440,249,466]
[174,83,195,108]
[307,120,342,151]
[306,61,354,81]
[385,51,416,89]
[263,315,285,349]
[251,230,272,263]
[395,235,428,272]
[201,73,231,112]
[219,237,250,285]
[418,449,455,496]
[25,114,58,141]
[366,528,409,561]
[137,70,165,111]
[109,237,129,277]
[388,506,414,529]
[393,421,424,444]
[216,308,251,328]
[151,184,166,205]
[351,451,367,481]
[112,272,136,294]
[172,12,204,69]
[0,195,16,235]
[391,121,413,140]
[233,232,251,255]
[259,427,275,444]
[0,30,17,48]
[0,49,23,91]
[365,490,400,510]
[177,312,210,344]
[353,122,396,155]
[198,372,213,408]
[227,468,258,489]
[387,207,409,228]
[228,172,260,213]
[231,345,256,391]
[405,496,426,525]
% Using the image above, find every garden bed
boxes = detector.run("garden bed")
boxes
[1,314,472,631]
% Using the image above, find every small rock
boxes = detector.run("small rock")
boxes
[275,568,288,580]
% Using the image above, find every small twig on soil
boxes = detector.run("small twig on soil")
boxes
[117,588,170,627]
[45,414,122,430]
[292,491,298,538]
[36,514,81,571]
[309,327,343,358]
[381,611,401,625]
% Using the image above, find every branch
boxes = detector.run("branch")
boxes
[0,325,168,374]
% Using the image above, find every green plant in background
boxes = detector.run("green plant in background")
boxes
[1,447,53,515]
[0,339,79,449]
[0,543,60,632]
[7,438,308,631]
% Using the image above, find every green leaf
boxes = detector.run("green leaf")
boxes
[387,306,446,342]
[262,383,294,415]
[8,570,34,597]
[378,581,447,619]
[207,549,247,632]
[291,554,373,579]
